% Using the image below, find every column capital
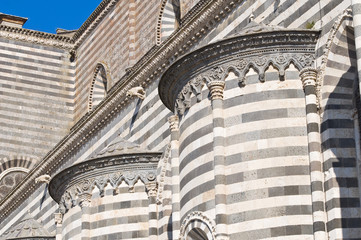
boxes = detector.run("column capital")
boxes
[207,80,225,100]
[299,67,318,88]
[54,212,63,225]
[168,115,179,132]
[145,182,158,197]
[78,192,92,209]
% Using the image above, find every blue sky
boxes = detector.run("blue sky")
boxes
[0,0,103,34]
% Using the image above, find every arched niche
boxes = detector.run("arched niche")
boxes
[179,212,216,240]
[157,0,181,45]
[88,62,111,111]
[0,167,29,200]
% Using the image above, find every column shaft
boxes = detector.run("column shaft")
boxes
[79,193,92,240]
[208,81,228,240]
[168,115,181,239]
[146,182,158,240]
[300,68,328,240]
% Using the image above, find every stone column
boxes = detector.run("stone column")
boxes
[207,80,228,240]
[146,182,158,240]
[54,212,63,240]
[300,68,328,240]
[168,115,181,239]
[79,192,92,240]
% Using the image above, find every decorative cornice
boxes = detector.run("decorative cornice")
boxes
[0,0,244,222]
[72,0,118,51]
[0,25,73,50]
[49,152,161,204]
[159,29,319,114]
[0,0,117,51]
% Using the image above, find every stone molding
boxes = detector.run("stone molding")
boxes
[156,0,174,46]
[179,211,216,240]
[0,25,73,50]
[49,153,161,212]
[156,144,171,204]
[0,0,244,222]
[159,29,319,115]
[88,62,111,111]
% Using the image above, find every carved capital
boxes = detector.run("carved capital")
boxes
[207,81,225,100]
[168,115,179,132]
[145,182,158,197]
[300,68,318,88]
[54,212,63,225]
[78,192,92,208]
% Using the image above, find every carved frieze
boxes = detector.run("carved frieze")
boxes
[0,26,73,50]
[173,52,316,115]
[56,168,158,213]
[159,29,319,116]
[49,152,161,213]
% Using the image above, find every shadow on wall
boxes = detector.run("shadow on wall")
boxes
[321,26,361,237]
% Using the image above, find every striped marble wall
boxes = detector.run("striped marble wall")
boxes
[223,66,313,239]
[1,1,361,240]
[73,0,160,122]
[0,38,75,163]
[60,183,150,240]
[320,21,361,239]
[178,93,215,221]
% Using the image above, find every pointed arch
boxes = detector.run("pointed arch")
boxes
[88,62,112,111]
[157,0,181,45]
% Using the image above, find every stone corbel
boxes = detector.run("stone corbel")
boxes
[126,86,146,99]
[35,174,51,184]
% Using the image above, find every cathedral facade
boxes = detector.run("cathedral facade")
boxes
[1,0,361,239]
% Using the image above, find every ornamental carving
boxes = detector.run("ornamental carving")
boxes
[57,169,158,213]
[173,51,316,116]
[156,144,171,204]
[0,26,73,50]
[179,211,216,240]
[0,0,245,222]
[159,28,319,114]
